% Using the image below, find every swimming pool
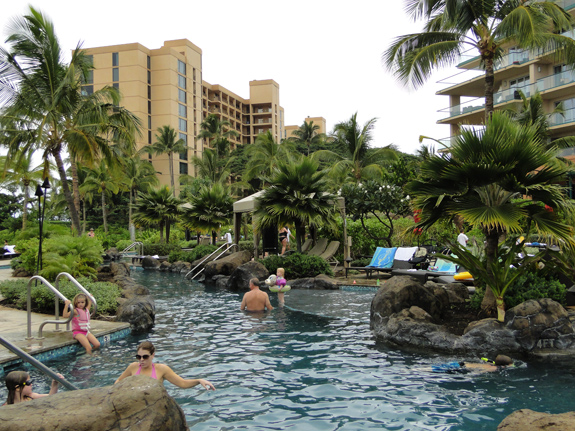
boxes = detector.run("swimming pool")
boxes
[2,271,575,430]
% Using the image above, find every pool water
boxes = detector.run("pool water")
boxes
[3,271,575,430]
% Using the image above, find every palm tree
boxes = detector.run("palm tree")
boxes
[192,148,233,184]
[254,156,338,252]
[132,186,182,243]
[80,162,122,234]
[196,114,239,154]
[0,7,140,234]
[313,113,397,184]
[181,182,233,245]
[408,111,575,317]
[244,131,295,183]
[289,120,325,156]
[145,125,187,194]
[0,150,45,230]
[384,0,575,121]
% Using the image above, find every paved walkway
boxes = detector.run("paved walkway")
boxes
[0,266,130,366]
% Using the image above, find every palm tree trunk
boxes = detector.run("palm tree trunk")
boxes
[480,230,499,316]
[22,182,30,230]
[53,149,81,235]
[169,152,175,195]
[82,200,86,233]
[129,188,135,241]
[70,157,81,216]
[159,220,165,243]
[483,53,495,121]
[295,223,304,252]
[101,190,108,233]
[166,219,171,243]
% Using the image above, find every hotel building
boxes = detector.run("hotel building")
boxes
[83,39,291,195]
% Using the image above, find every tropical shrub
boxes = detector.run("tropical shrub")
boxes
[168,244,218,263]
[504,270,566,308]
[95,227,130,249]
[40,236,104,281]
[259,252,333,278]
[143,243,181,256]
[115,239,134,252]
[0,277,121,316]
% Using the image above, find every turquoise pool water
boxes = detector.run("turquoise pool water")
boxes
[3,271,575,430]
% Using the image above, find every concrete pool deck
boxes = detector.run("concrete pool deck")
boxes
[0,265,131,369]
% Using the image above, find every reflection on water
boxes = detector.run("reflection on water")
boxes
[2,271,575,430]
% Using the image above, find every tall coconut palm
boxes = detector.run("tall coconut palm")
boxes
[145,125,187,194]
[313,113,397,184]
[196,114,239,155]
[80,162,122,234]
[244,131,295,183]
[408,111,575,317]
[254,156,338,252]
[132,186,182,243]
[289,120,325,156]
[0,150,45,230]
[384,0,575,121]
[0,7,140,234]
[181,182,233,245]
[192,148,233,184]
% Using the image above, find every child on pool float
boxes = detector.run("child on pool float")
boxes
[265,268,291,306]
[432,355,514,373]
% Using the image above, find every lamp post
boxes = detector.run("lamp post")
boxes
[35,178,51,275]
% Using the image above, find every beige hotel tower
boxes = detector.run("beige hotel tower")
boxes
[83,39,295,195]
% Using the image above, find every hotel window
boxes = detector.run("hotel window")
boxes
[178,74,186,89]
[113,68,119,82]
[113,82,119,90]
[147,70,151,84]
[148,116,152,129]
[178,89,186,104]
[179,104,187,118]
[179,133,187,144]
[148,130,152,144]
[179,162,188,175]
[179,118,187,132]
[112,52,119,67]
[147,55,151,69]
[193,68,196,81]
[148,101,151,114]
[179,147,188,161]
[178,60,186,75]
[148,85,151,99]
[81,86,94,96]
[86,70,93,84]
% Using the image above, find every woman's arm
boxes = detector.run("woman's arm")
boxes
[161,365,216,390]
[115,363,137,384]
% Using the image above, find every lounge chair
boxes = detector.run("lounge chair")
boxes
[345,247,397,278]
[391,246,418,269]
[318,241,340,265]
[1,245,20,260]
[307,238,329,256]
[301,238,313,253]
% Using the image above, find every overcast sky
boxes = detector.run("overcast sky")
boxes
[1,1,458,155]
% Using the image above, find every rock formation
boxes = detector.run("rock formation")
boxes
[0,376,188,431]
[498,409,575,431]
[226,261,269,291]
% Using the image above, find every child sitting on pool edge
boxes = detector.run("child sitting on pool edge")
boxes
[63,293,100,355]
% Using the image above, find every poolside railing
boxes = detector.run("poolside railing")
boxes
[185,243,239,280]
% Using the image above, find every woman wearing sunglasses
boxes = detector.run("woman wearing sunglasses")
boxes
[3,371,62,405]
[115,341,215,390]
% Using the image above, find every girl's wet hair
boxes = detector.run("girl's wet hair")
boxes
[137,341,155,355]
[5,371,29,405]
[72,293,91,309]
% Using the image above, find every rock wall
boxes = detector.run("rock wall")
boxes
[370,275,575,359]
[498,409,575,431]
[0,376,188,431]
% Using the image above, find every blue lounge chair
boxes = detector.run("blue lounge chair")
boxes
[346,247,398,278]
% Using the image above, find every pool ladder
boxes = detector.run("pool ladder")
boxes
[27,272,98,340]
[185,243,239,280]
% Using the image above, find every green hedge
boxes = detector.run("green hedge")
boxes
[258,253,333,279]
[168,244,218,263]
[0,277,122,316]
[143,243,181,256]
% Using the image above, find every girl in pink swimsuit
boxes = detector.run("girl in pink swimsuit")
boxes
[115,341,216,391]
[63,293,100,355]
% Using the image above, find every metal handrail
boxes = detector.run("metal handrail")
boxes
[54,272,98,332]
[185,243,239,280]
[0,335,78,391]
[121,241,143,256]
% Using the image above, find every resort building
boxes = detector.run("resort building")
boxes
[82,39,289,194]
[283,117,327,140]
[436,0,575,173]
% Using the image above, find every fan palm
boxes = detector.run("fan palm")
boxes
[385,0,575,121]
[132,186,182,243]
[408,111,575,316]
[254,157,338,252]
[0,7,140,234]
[145,125,187,194]
[80,162,122,233]
[289,120,325,156]
[192,148,233,184]
[244,131,295,183]
[181,182,233,244]
[313,113,397,184]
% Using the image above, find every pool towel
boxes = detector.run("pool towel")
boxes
[367,247,397,269]
[394,247,418,261]
[434,258,458,273]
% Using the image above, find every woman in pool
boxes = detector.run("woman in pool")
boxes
[115,341,216,390]
[3,371,62,405]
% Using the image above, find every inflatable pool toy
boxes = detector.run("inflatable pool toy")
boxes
[454,271,472,280]
[265,274,291,293]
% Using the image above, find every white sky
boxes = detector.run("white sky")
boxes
[0,0,459,155]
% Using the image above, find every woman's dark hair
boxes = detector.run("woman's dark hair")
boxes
[494,355,513,366]
[137,341,155,355]
[5,371,29,404]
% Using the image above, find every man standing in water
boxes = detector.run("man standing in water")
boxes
[241,278,273,312]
